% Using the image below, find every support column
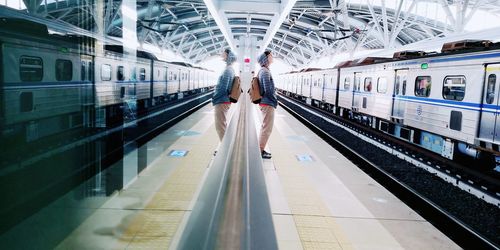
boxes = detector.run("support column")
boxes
[237,36,257,91]
[122,0,138,57]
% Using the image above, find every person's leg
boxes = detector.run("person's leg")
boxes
[259,105,275,151]
[214,103,231,141]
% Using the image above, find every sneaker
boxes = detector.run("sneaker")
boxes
[261,150,272,159]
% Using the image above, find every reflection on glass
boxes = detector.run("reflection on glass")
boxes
[0,1,216,248]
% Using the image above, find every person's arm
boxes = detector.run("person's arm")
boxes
[221,68,234,95]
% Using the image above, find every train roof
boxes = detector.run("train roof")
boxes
[169,61,194,67]
[0,18,48,37]
[301,68,322,72]
[104,45,157,60]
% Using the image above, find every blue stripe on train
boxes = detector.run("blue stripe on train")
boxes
[290,87,500,114]
[4,80,177,87]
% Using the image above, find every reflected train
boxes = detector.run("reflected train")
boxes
[0,18,216,146]
[277,40,500,167]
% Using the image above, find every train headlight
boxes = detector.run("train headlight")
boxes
[421,63,429,69]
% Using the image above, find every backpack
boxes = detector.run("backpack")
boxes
[249,76,262,104]
[229,76,242,103]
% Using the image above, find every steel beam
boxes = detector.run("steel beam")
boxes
[203,0,236,52]
[259,0,298,55]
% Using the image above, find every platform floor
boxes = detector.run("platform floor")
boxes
[260,107,459,250]
[1,104,460,249]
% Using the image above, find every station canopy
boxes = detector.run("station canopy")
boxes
[3,0,500,68]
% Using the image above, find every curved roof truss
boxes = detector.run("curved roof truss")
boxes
[4,0,500,68]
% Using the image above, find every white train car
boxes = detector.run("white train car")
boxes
[278,40,500,165]
[310,70,324,105]
[322,68,339,112]
[179,65,190,93]
[152,60,168,104]
[391,48,500,155]
[1,29,87,141]
[166,63,180,95]
[301,71,312,99]
[347,58,396,125]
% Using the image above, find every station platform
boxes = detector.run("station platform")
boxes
[2,103,459,249]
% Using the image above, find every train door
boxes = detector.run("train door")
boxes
[321,74,326,101]
[352,72,361,111]
[392,69,408,121]
[178,68,182,93]
[308,74,313,98]
[165,66,170,95]
[80,55,95,128]
[299,75,304,96]
[479,64,500,142]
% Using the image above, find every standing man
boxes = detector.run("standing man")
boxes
[257,51,277,159]
[212,48,237,141]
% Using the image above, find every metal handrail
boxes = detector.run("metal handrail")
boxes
[176,96,277,250]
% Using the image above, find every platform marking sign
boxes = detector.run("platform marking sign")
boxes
[287,135,308,142]
[169,150,189,157]
[176,130,201,137]
[296,154,314,162]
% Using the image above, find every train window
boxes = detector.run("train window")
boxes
[56,59,73,81]
[140,68,146,81]
[364,77,373,92]
[344,77,350,90]
[174,73,178,80]
[101,64,111,81]
[117,66,125,81]
[377,77,387,93]
[20,56,43,82]
[415,76,431,97]
[81,62,87,81]
[486,74,496,104]
[443,76,466,101]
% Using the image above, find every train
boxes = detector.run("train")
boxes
[277,40,500,168]
[0,18,217,148]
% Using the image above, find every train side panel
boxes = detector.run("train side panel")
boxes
[166,64,180,95]
[3,43,82,125]
[310,72,324,102]
[323,69,339,107]
[152,60,168,100]
[403,62,483,145]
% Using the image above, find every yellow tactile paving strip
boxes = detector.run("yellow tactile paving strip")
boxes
[269,129,353,250]
[121,126,218,249]
[54,112,219,250]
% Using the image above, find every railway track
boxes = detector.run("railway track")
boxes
[278,93,500,249]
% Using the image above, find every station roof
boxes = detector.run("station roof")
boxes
[4,0,500,68]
